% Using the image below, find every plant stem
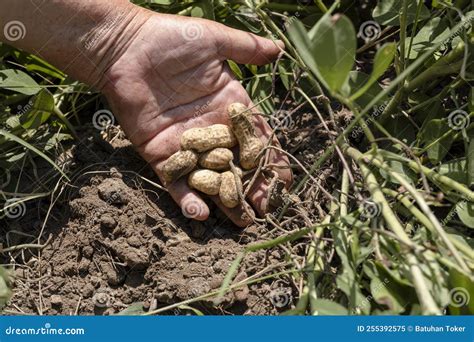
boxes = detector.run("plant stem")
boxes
[347,146,470,272]
[406,0,426,61]
[399,0,410,71]
[355,161,441,314]
[383,188,474,261]
[405,39,470,92]
[314,0,328,13]
[260,2,322,13]
[379,150,474,201]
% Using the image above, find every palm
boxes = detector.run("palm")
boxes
[102,14,291,226]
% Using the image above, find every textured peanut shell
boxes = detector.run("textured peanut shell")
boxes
[181,124,237,152]
[227,103,264,170]
[161,150,198,184]
[219,170,242,208]
[188,169,222,195]
[199,148,234,171]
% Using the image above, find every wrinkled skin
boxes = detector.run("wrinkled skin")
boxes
[101,13,292,226]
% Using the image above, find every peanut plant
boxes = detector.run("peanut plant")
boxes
[1,0,473,315]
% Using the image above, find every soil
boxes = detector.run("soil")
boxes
[1,102,338,315]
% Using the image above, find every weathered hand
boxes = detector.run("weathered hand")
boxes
[101,11,292,227]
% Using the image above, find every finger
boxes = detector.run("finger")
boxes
[210,195,254,228]
[216,24,284,65]
[241,101,293,216]
[246,158,293,217]
[152,161,210,221]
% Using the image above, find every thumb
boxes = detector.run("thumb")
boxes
[216,24,284,65]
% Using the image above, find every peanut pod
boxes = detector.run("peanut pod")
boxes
[161,150,198,184]
[219,168,243,209]
[181,124,237,152]
[199,148,234,171]
[227,103,264,170]
[188,169,222,195]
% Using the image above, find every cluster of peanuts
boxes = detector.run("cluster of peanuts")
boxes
[161,103,264,208]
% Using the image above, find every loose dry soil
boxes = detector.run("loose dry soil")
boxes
[2,105,338,315]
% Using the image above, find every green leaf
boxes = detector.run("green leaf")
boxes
[350,43,396,101]
[333,223,369,314]
[379,159,417,185]
[371,262,417,313]
[384,116,416,147]
[227,60,243,80]
[287,20,319,81]
[0,129,69,181]
[468,140,474,187]
[438,159,468,185]
[288,15,356,94]
[0,69,41,95]
[178,305,204,316]
[456,201,474,229]
[406,17,450,59]
[312,299,348,315]
[373,0,430,26]
[190,0,214,20]
[310,14,356,93]
[19,89,55,129]
[448,268,474,314]
[278,62,291,90]
[346,71,386,108]
[117,302,146,315]
[419,119,453,163]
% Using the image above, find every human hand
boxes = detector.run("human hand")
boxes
[100,10,292,227]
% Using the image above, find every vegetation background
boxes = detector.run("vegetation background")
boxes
[0,0,473,315]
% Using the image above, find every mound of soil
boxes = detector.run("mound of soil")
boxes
[2,127,296,315]
[2,98,337,315]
